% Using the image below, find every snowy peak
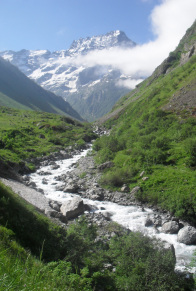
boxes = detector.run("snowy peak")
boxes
[0,30,137,121]
[69,30,136,55]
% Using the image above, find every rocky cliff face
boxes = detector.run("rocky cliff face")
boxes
[0,31,137,121]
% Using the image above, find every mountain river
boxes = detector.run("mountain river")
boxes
[29,147,196,274]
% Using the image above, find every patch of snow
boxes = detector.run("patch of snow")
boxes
[88,80,101,87]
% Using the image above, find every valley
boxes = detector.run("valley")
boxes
[0,31,138,121]
[0,19,196,291]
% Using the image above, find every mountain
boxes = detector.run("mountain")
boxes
[0,31,137,121]
[94,20,196,225]
[0,56,83,121]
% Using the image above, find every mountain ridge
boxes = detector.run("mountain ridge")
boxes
[0,31,137,121]
[0,56,84,121]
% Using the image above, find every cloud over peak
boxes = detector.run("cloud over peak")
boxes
[60,0,196,89]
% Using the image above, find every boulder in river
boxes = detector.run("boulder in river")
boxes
[86,188,104,201]
[63,183,79,193]
[161,221,180,234]
[145,216,154,227]
[177,226,196,245]
[49,200,62,212]
[60,196,85,220]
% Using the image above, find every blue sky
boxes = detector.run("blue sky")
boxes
[0,0,195,89]
[0,0,164,52]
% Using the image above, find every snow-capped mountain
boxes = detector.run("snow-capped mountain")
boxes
[0,31,138,121]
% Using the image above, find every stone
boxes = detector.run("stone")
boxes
[145,216,154,227]
[121,184,130,192]
[60,196,85,220]
[51,164,60,170]
[139,171,145,177]
[98,161,114,171]
[42,178,48,185]
[49,200,62,212]
[161,221,180,234]
[177,226,196,245]
[153,216,162,227]
[86,188,104,201]
[142,177,149,181]
[130,186,141,196]
[63,183,79,193]
[102,211,113,221]
[28,181,36,188]
[45,209,63,219]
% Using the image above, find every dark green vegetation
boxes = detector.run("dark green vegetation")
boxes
[0,183,194,290]
[93,21,196,225]
[0,56,83,121]
[0,107,95,175]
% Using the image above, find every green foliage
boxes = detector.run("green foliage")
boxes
[0,107,95,167]
[94,55,196,224]
[0,205,194,290]
[0,182,68,261]
[108,232,191,291]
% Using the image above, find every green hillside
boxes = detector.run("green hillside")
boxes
[0,182,193,290]
[0,107,95,178]
[0,21,196,291]
[0,57,83,121]
[94,21,196,225]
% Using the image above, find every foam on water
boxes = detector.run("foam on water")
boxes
[29,149,196,274]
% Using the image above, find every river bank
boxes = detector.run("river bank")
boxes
[1,144,196,274]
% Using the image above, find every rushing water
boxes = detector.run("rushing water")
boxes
[29,148,196,274]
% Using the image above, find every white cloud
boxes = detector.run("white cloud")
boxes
[116,78,144,89]
[59,0,196,89]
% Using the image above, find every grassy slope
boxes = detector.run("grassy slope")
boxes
[93,25,196,225]
[0,56,83,121]
[0,106,193,290]
[0,107,96,177]
[0,182,193,290]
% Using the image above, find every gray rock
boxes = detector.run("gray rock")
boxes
[28,181,36,188]
[86,188,104,201]
[177,226,196,245]
[60,196,85,220]
[145,216,154,227]
[102,211,113,221]
[161,221,179,234]
[51,164,60,170]
[121,184,130,192]
[153,217,162,227]
[63,183,79,193]
[49,200,62,212]
[142,177,149,181]
[84,204,98,212]
[130,186,141,196]
[139,171,145,177]
[42,178,48,185]
[55,185,65,191]
[45,209,63,219]
[98,161,114,170]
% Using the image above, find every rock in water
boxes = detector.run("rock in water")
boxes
[161,221,180,234]
[177,226,196,245]
[60,196,84,220]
